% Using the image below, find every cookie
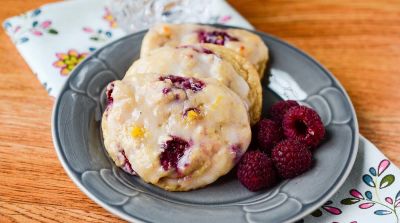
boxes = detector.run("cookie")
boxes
[201,43,262,125]
[141,23,269,78]
[127,45,262,125]
[102,73,251,191]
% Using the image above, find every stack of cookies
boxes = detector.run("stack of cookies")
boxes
[102,23,269,191]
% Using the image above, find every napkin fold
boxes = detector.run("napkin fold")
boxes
[3,1,399,222]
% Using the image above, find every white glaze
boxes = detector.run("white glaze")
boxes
[141,23,268,72]
[102,73,251,191]
[127,45,251,110]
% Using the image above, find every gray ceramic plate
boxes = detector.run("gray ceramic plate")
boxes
[52,25,359,223]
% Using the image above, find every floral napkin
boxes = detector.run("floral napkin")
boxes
[303,136,400,223]
[3,0,251,97]
[3,0,399,222]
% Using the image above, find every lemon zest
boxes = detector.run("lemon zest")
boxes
[131,125,146,139]
[211,96,223,110]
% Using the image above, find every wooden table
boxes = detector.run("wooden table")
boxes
[1,0,399,222]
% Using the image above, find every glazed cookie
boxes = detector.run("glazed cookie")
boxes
[140,23,269,78]
[102,73,251,191]
[201,43,262,125]
[127,45,262,125]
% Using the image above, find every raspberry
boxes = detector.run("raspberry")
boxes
[237,151,278,191]
[162,87,171,94]
[106,82,115,105]
[159,75,205,92]
[282,106,325,148]
[230,144,244,163]
[268,100,299,123]
[160,136,190,170]
[272,139,312,179]
[121,150,136,175]
[254,119,283,154]
[198,30,238,45]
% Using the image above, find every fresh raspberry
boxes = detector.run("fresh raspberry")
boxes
[272,139,312,179]
[160,136,190,170]
[159,75,205,92]
[268,100,299,123]
[198,30,238,45]
[106,82,115,105]
[237,151,278,191]
[282,106,325,148]
[254,119,283,154]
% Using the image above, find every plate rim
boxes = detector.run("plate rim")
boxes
[51,25,359,223]
[251,28,360,222]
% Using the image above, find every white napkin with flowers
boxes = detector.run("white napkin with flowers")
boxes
[3,1,399,222]
[3,0,251,97]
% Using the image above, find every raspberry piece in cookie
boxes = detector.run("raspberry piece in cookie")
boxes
[119,150,136,175]
[198,30,238,45]
[160,136,190,170]
[140,23,269,78]
[159,75,205,92]
[127,44,262,125]
[106,82,115,105]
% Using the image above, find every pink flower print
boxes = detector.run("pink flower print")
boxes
[219,15,232,23]
[13,25,21,34]
[378,159,390,176]
[53,50,88,76]
[341,159,400,222]
[2,8,54,44]
[83,27,113,42]
[103,7,118,28]
[359,202,374,209]
[311,200,342,217]
[30,29,43,36]
[322,205,342,215]
[40,20,51,29]
[83,27,94,33]
[29,20,57,35]
[350,189,364,199]
[385,197,393,204]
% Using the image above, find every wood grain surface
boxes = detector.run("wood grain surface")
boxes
[0,0,399,222]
